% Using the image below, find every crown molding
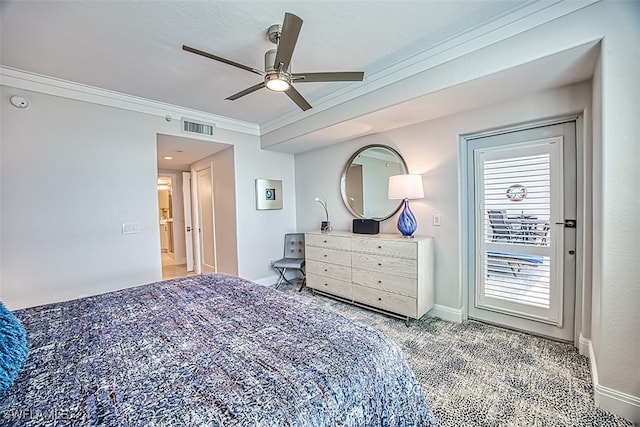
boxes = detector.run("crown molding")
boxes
[0,66,260,136]
[259,0,599,135]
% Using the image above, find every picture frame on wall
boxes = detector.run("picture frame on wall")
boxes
[255,179,283,210]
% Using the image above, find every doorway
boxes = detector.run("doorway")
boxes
[465,120,577,341]
[157,173,196,280]
[155,134,238,278]
[157,175,176,276]
[157,175,174,256]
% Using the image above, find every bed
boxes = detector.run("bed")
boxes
[0,274,436,426]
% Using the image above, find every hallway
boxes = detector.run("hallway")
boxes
[161,252,196,280]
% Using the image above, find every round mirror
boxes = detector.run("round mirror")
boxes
[340,144,408,220]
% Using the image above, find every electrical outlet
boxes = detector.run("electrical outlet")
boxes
[268,259,274,268]
[433,214,441,226]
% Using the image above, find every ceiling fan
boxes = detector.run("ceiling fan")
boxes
[182,12,364,111]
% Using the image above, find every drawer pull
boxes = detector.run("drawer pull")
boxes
[378,280,382,284]
[378,245,382,249]
[324,283,328,287]
[323,240,328,243]
[378,262,382,266]
[378,297,382,301]
[324,254,328,257]
[324,269,328,272]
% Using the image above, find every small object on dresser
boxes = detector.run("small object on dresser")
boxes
[352,219,379,234]
[316,197,332,233]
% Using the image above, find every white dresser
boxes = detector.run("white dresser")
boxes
[305,231,434,323]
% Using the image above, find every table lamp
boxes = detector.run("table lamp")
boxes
[388,174,424,237]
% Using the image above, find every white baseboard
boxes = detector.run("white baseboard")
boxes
[250,275,279,287]
[428,304,464,323]
[584,335,640,423]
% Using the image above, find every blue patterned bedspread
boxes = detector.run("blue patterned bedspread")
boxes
[1,274,436,426]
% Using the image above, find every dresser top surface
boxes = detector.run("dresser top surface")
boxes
[306,230,434,241]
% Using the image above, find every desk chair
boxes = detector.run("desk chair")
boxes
[272,233,306,291]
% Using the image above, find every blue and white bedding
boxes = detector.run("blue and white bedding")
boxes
[0,274,436,426]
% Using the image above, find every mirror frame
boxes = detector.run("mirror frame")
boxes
[340,144,408,221]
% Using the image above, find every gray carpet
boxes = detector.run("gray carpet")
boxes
[277,283,635,427]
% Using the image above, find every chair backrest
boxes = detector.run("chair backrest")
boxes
[283,233,305,259]
[487,209,512,238]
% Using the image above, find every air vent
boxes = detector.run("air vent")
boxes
[182,118,214,136]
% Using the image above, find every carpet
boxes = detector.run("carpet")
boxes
[278,284,635,427]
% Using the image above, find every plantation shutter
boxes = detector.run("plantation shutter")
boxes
[475,138,563,325]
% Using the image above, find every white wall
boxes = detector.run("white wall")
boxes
[1,88,162,308]
[295,2,640,420]
[0,87,297,308]
[296,81,591,314]
[591,2,639,417]
[229,133,298,283]
[190,128,297,283]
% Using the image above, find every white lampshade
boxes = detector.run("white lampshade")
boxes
[388,174,424,200]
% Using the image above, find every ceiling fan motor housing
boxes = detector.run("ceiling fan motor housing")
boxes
[265,49,278,73]
[267,24,282,44]
[265,49,291,74]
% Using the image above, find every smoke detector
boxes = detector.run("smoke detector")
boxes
[9,95,30,109]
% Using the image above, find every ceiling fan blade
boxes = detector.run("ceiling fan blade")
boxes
[285,85,312,111]
[292,71,365,83]
[226,82,266,100]
[273,13,303,72]
[183,45,263,76]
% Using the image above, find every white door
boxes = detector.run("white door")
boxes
[196,167,217,273]
[182,171,194,272]
[467,121,577,341]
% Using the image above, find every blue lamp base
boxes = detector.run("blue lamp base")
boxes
[397,199,417,237]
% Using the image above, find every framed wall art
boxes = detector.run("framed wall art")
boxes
[255,179,283,210]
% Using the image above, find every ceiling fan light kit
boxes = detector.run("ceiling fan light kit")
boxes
[183,12,364,111]
[265,73,291,92]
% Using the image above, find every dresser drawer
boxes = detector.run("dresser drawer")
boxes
[306,233,352,251]
[307,259,351,282]
[352,238,417,259]
[307,273,352,299]
[352,284,416,318]
[306,246,351,267]
[352,268,417,297]
[352,252,416,279]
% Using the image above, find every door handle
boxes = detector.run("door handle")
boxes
[186,226,192,232]
[555,219,576,228]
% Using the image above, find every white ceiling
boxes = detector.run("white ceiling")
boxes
[0,1,597,167]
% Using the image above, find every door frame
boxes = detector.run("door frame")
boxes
[459,115,585,347]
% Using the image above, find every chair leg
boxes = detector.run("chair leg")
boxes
[275,267,288,289]
[298,274,306,292]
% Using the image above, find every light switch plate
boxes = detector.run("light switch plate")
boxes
[122,222,140,235]
[433,214,441,226]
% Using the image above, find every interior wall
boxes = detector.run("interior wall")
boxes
[190,130,297,283]
[295,4,639,418]
[230,134,298,283]
[593,2,640,416]
[0,87,297,309]
[296,81,591,312]
[1,87,162,309]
